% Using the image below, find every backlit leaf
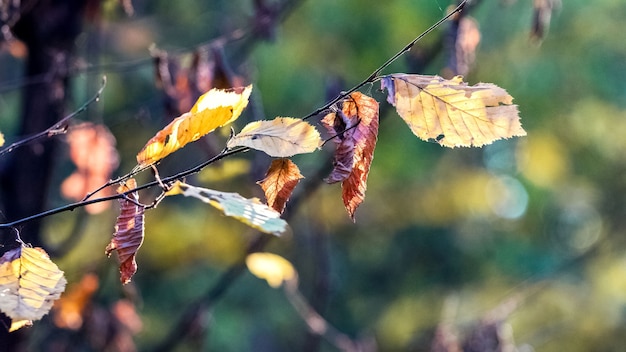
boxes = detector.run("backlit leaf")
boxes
[381,74,525,148]
[106,179,145,284]
[227,117,322,157]
[136,85,252,166]
[257,158,304,214]
[246,252,296,288]
[166,181,287,236]
[321,110,357,183]
[323,92,379,220]
[0,246,67,331]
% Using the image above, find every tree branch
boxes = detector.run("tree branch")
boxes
[0,76,106,157]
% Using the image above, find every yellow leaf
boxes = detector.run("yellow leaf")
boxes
[165,181,288,235]
[246,252,296,288]
[136,85,252,166]
[381,74,525,148]
[0,246,67,331]
[227,117,322,157]
[0,131,4,147]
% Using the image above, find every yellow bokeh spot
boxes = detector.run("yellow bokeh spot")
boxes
[246,252,296,288]
[518,133,569,188]
[197,159,251,183]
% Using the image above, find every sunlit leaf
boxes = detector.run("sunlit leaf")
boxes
[136,85,252,166]
[381,74,525,148]
[0,246,67,331]
[106,179,145,284]
[257,158,304,214]
[323,92,379,220]
[227,117,322,157]
[246,252,296,288]
[166,181,287,236]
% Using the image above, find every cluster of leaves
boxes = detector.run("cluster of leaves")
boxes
[0,1,530,334]
[0,69,524,330]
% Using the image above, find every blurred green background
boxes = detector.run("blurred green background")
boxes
[1,0,626,351]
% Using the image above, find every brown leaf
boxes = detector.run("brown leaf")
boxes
[321,110,357,183]
[106,179,145,284]
[61,123,120,214]
[531,0,560,42]
[152,46,245,118]
[329,92,379,221]
[257,159,304,213]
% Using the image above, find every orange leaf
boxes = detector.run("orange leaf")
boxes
[257,158,304,214]
[136,85,252,166]
[52,273,99,330]
[325,92,379,221]
[61,123,120,214]
[106,179,145,284]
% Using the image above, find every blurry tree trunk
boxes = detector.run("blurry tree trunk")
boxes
[0,0,89,349]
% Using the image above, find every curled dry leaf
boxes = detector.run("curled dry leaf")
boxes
[106,179,145,284]
[246,252,296,288]
[136,85,252,166]
[61,123,120,214]
[381,74,525,148]
[227,117,322,157]
[166,181,287,236]
[257,158,304,214]
[0,246,67,332]
[321,110,357,183]
[323,92,379,220]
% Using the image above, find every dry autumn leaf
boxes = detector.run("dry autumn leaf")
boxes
[227,117,322,157]
[257,158,304,214]
[321,110,357,184]
[165,181,287,236]
[323,92,379,220]
[136,85,252,166]
[381,74,525,148]
[246,252,296,288]
[61,123,120,214]
[106,179,145,284]
[0,246,67,332]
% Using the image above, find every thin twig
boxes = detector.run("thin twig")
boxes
[0,146,248,230]
[302,0,467,121]
[0,76,107,157]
